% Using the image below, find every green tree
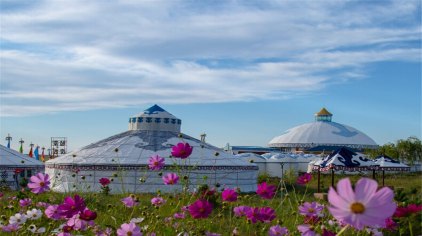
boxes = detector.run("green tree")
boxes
[396,136,422,164]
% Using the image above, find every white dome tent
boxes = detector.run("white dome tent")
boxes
[235,153,267,174]
[46,105,258,193]
[0,144,44,190]
[269,108,378,152]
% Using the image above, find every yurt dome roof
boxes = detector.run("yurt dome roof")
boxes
[0,144,44,170]
[269,108,378,149]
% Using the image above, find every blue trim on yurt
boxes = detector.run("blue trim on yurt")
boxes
[144,104,166,114]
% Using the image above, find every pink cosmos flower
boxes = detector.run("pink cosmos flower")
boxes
[117,222,143,236]
[297,224,317,236]
[268,225,289,236]
[45,204,62,220]
[174,212,186,219]
[297,173,312,185]
[299,202,324,217]
[148,155,165,170]
[171,142,193,159]
[99,178,111,187]
[259,207,276,223]
[121,195,139,208]
[151,197,166,206]
[1,223,21,232]
[256,182,276,199]
[328,177,396,230]
[233,206,251,217]
[188,199,213,219]
[322,228,336,236]
[57,195,87,218]
[163,173,179,185]
[79,208,97,221]
[36,202,49,208]
[19,198,32,207]
[67,214,91,231]
[394,204,422,217]
[246,207,261,223]
[384,217,398,231]
[222,188,238,202]
[27,172,50,194]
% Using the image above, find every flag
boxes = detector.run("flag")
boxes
[19,143,23,153]
[28,146,33,157]
[34,146,39,160]
[41,148,45,162]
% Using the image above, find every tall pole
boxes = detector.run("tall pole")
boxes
[317,167,321,192]
[19,138,24,153]
[382,170,385,187]
[5,133,12,148]
[331,169,335,187]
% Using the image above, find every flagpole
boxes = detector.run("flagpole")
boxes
[19,138,24,153]
[5,134,12,148]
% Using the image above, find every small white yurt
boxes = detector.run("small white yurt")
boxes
[0,144,45,189]
[46,105,258,193]
[235,153,267,174]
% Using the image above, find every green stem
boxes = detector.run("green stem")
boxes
[336,225,349,236]
[409,220,414,236]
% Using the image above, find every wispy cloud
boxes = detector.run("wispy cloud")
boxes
[1,0,420,116]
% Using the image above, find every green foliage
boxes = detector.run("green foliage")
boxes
[365,136,422,164]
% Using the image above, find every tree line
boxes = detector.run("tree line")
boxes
[365,136,422,164]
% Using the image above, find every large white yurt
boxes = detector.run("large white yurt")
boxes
[0,144,44,189]
[46,105,258,193]
[269,108,378,152]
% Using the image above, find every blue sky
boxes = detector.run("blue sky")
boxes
[0,0,420,152]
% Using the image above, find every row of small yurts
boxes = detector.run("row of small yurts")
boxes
[1,105,390,193]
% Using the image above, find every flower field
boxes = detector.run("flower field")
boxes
[0,143,421,235]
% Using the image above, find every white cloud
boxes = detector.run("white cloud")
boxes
[0,0,420,116]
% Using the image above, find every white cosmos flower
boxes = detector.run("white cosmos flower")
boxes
[9,213,27,225]
[26,208,42,220]
[28,224,46,234]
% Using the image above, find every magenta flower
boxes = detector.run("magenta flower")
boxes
[57,195,86,218]
[171,142,193,159]
[259,207,276,223]
[233,206,251,217]
[162,173,179,185]
[27,173,50,194]
[299,202,324,217]
[151,197,166,207]
[394,204,422,217]
[256,182,276,199]
[121,195,139,208]
[328,177,396,230]
[297,224,317,236]
[148,155,165,170]
[297,173,312,185]
[268,225,289,236]
[79,208,97,221]
[246,207,261,224]
[117,222,142,236]
[19,198,32,207]
[45,204,62,220]
[222,188,238,202]
[99,178,111,187]
[384,217,398,231]
[188,199,213,219]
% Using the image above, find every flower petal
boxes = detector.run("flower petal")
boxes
[336,178,355,202]
[328,187,349,211]
[355,178,377,203]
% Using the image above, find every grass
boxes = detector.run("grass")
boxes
[0,172,421,235]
